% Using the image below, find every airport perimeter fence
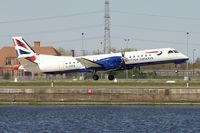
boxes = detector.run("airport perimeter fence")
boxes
[1,70,200,82]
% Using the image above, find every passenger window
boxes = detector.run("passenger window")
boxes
[133,56,135,58]
[129,56,131,58]
[141,55,143,57]
[168,50,173,54]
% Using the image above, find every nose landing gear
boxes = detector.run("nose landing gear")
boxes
[175,64,179,73]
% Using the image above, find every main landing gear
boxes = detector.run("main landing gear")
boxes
[108,74,114,80]
[92,75,99,80]
[92,70,99,80]
[92,74,115,81]
[92,69,115,81]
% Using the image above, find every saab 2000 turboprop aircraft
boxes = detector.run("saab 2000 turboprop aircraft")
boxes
[12,36,189,80]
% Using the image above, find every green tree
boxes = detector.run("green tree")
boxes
[57,47,75,56]
[57,47,66,55]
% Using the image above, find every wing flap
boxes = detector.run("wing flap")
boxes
[76,58,102,68]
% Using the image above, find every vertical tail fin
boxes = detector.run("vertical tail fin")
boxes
[12,36,38,63]
[12,36,36,57]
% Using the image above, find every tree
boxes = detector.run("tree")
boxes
[57,47,66,55]
[56,47,75,56]
[121,48,137,52]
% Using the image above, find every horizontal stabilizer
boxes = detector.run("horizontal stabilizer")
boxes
[18,57,40,72]
[76,58,102,68]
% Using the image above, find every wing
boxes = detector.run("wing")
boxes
[76,58,102,68]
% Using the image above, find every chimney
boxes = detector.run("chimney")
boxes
[34,41,40,47]
[71,49,75,57]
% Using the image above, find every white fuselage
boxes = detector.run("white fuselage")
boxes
[29,48,188,74]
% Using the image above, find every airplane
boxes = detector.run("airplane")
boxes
[12,36,189,80]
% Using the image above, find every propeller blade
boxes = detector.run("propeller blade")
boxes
[120,51,127,69]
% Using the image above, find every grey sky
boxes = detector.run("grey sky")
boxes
[0,0,200,59]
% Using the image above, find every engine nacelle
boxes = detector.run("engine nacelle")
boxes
[96,56,122,70]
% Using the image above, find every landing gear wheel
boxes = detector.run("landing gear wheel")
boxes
[93,75,99,80]
[175,64,179,73]
[108,75,115,81]
[175,69,179,73]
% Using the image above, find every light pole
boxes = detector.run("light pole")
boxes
[193,49,196,76]
[81,33,85,56]
[124,38,130,49]
[100,42,103,54]
[81,33,85,80]
[186,32,189,87]
[124,38,130,79]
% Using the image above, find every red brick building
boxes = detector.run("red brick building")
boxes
[0,41,60,79]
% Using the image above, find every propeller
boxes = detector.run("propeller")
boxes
[120,51,128,69]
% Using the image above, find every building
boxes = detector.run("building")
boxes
[0,41,61,80]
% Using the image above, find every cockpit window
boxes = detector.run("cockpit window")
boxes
[168,50,173,54]
[173,50,179,53]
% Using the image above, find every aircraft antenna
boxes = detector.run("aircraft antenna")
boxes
[104,0,111,53]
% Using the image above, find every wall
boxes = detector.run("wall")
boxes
[0,87,200,104]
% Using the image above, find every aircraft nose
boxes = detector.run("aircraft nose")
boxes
[182,54,189,61]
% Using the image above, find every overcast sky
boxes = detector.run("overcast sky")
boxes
[0,0,200,59]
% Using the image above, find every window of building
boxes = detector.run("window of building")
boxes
[5,58,11,65]
[5,58,18,66]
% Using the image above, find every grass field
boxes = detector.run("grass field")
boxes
[0,80,199,88]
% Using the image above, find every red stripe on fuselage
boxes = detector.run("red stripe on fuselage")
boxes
[145,51,159,54]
